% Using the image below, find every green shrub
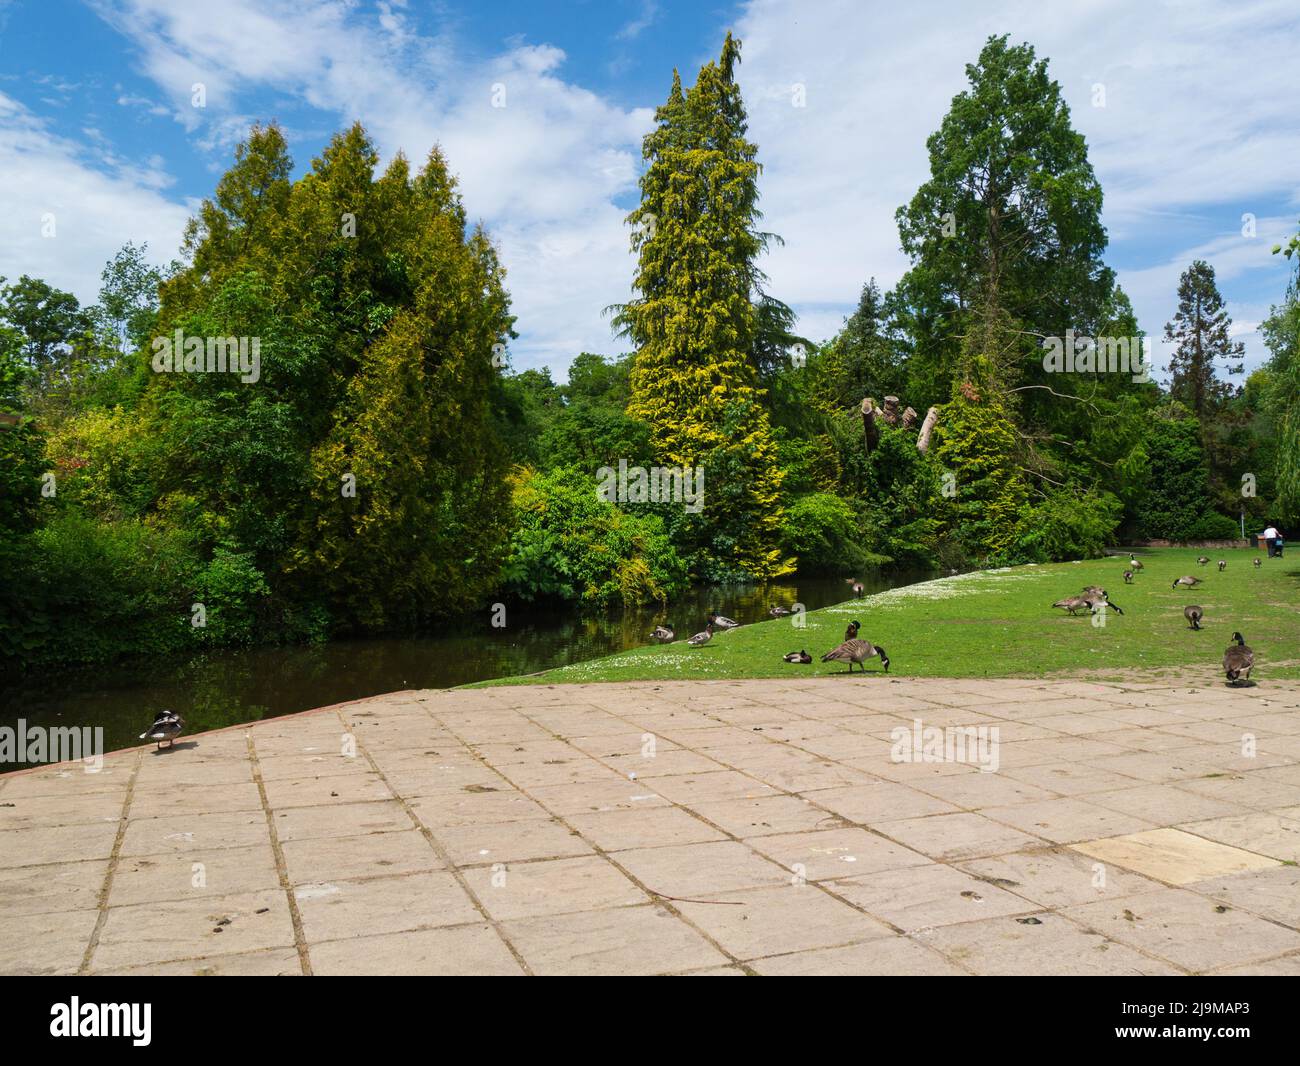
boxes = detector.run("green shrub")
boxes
[1011,489,1121,563]
[501,466,689,606]
[779,492,885,575]
[1185,511,1242,540]
[191,548,271,645]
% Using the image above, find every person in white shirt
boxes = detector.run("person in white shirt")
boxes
[1263,525,1280,557]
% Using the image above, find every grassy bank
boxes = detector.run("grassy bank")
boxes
[478,547,1300,686]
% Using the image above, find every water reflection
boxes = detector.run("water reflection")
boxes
[1,573,927,765]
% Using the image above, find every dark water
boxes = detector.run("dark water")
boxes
[1,573,929,765]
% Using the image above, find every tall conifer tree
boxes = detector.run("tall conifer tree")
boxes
[616,34,789,578]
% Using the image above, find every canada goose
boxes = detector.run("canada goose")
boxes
[1184,605,1203,630]
[1129,555,1144,571]
[1122,570,1134,584]
[769,605,791,617]
[650,624,675,643]
[846,578,864,598]
[1080,590,1124,615]
[1197,556,1210,566]
[783,650,812,664]
[1254,557,1262,568]
[1224,632,1254,684]
[707,612,739,629]
[140,710,183,750]
[821,637,889,673]
[844,619,861,641]
[1172,575,1202,588]
[1217,560,1226,572]
[686,623,714,647]
[1053,596,1091,616]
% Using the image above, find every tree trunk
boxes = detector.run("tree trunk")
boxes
[916,406,940,453]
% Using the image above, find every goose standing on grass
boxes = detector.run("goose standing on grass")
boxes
[686,623,714,647]
[1172,575,1203,588]
[783,650,812,664]
[1197,556,1211,566]
[1184,605,1203,630]
[1224,632,1254,685]
[1129,555,1144,571]
[1218,560,1227,572]
[140,710,183,750]
[707,611,740,630]
[769,605,791,617]
[650,624,675,643]
[1254,557,1263,568]
[844,619,861,641]
[1123,570,1134,584]
[821,638,889,673]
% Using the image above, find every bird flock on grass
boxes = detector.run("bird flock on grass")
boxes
[1052,551,1269,686]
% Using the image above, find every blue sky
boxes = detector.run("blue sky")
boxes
[2,0,1298,382]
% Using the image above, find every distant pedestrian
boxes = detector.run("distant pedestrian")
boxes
[1263,523,1280,558]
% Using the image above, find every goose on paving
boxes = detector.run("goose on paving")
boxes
[140,710,184,750]
[1224,632,1254,685]
[821,637,889,673]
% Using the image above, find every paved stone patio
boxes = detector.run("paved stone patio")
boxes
[3,677,1300,975]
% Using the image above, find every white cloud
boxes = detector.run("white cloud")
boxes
[0,91,191,306]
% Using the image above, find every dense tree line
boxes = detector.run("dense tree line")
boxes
[2,34,1297,672]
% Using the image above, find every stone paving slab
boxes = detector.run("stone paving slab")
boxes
[2,677,1300,976]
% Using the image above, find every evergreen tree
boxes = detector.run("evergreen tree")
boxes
[615,34,789,578]
[895,35,1112,405]
[1164,259,1245,419]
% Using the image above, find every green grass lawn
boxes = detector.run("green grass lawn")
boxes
[480,547,1300,686]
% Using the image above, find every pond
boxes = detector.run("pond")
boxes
[1,572,933,767]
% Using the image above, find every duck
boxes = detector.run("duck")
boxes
[1129,555,1144,571]
[1217,560,1227,572]
[783,650,813,664]
[845,578,865,598]
[1224,632,1254,685]
[707,612,740,629]
[769,605,791,617]
[821,637,889,673]
[1122,570,1134,584]
[1197,556,1211,566]
[686,623,714,647]
[1172,575,1202,588]
[140,710,184,750]
[650,624,675,643]
[1254,557,1262,568]
[844,619,861,641]
[1184,605,1203,630]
